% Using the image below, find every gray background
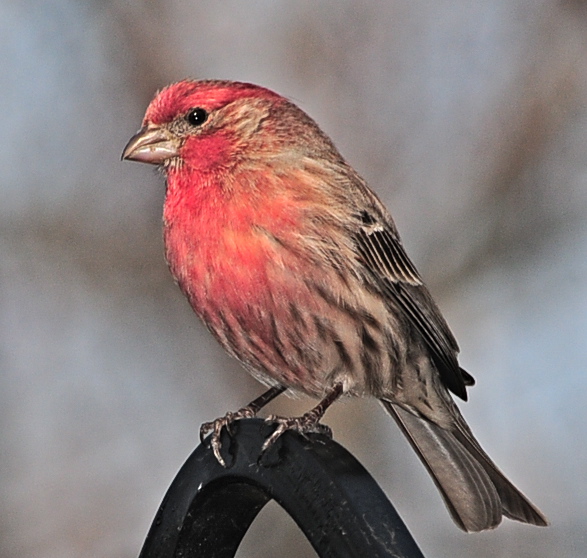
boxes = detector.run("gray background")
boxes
[2,1,586,556]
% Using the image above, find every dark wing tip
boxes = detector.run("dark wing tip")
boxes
[444,367,468,401]
[460,367,475,387]
[448,368,474,401]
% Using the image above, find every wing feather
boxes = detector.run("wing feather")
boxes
[355,212,470,399]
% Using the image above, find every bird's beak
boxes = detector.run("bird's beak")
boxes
[121,125,180,165]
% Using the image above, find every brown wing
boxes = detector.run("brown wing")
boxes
[355,209,472,399]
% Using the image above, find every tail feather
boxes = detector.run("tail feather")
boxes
[381,400,548,532]
[449,425,548,526]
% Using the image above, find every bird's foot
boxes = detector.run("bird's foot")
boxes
[200,406,256,467]
[261,412,333,453]
[200,386,289,467]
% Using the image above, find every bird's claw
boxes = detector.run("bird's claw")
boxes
[200,406,333,465]
[261,414,333,453]
[200,406,257,467]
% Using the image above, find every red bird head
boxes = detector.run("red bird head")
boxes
[122,79,338,177]
[122,80,280,172]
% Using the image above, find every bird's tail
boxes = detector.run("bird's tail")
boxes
[380,399,548,532]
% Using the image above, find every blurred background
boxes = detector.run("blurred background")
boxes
[2,1,586,556]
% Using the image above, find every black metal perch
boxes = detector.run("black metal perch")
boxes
[138,418,425,558]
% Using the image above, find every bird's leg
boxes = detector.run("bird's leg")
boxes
[262,383,344,452]
[200,385,287,466]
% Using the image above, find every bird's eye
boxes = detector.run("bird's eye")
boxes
[186,107,208,127]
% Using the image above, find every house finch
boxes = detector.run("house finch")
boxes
[122,79,548,532]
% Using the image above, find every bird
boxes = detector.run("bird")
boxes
[122,79,548,532]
